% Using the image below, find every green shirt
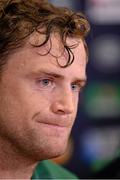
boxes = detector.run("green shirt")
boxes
[31,160,79,179]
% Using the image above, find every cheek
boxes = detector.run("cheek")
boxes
[73,94,79,112]
[10,78,51,117]
[0,91,26,125]
[0,80,32,130]
[72,97,79,122]
[21,90,51,116]
[0,95,25,140]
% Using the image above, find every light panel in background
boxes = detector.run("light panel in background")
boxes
[80,127,120,171]
[83,83,120,119]
[91,35,120,74]
[85,0,120,24]
[49,0,75,9]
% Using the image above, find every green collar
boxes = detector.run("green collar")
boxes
[31,160,78,179]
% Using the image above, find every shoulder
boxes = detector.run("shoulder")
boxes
[32,160,79,179]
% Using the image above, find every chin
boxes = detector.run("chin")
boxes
[20,132,70,162]
[43,149,67,161]
[45,142,68,159]
[34,140,68,161]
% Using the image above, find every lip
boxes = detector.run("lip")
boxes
[36,122,68,137]
[37,122,68,129]
[36,118,71,127]
[33,113,72,127]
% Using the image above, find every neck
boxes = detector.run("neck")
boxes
[0,137,38,179]
[0,165,36,179]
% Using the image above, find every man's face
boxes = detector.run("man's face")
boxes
[0,33,87,161]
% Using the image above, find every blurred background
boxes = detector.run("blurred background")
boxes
[49,0,120,178]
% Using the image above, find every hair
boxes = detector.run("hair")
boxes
[0,0,90,73]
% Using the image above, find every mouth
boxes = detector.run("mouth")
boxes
[35,121,71,137]
[37,122,68,130]
[38,122,66,127]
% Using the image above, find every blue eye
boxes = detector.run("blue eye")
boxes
[71,84,82,92]
[37,78,53,88]
[71,84,77,90]
[41,79,51,86]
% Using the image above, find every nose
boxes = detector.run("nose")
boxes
[51,89,74,115]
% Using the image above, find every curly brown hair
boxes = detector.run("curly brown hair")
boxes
[0,0,90,72]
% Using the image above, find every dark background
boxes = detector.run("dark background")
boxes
[49,0,120,178]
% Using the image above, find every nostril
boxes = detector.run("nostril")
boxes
[57,109,66,115]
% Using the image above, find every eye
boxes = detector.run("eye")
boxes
[37,78,53,88]
[41,79,51,86]
[71,83,83,92]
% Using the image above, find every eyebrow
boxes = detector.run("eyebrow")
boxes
[30,69,87,85]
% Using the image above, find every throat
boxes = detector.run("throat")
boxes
[0,156,37,179]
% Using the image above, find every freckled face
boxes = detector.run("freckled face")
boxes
[0,34,87,161]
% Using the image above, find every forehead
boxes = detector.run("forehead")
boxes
[28,31,86,66]
[3,32,87,81]
[28,33,86,75]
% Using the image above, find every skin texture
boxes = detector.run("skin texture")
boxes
[0,33,87,178]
